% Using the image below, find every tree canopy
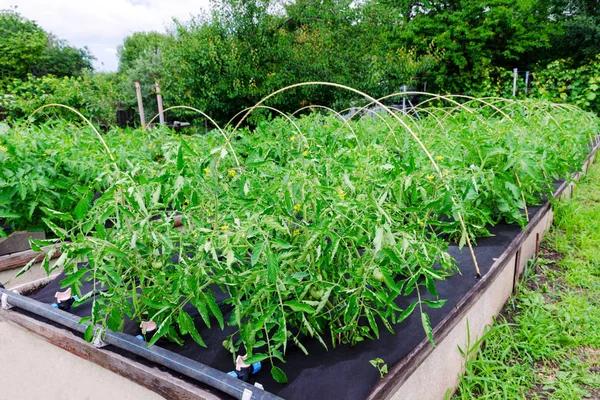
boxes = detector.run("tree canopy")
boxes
[0,10,94,83]
[2,0,599,125]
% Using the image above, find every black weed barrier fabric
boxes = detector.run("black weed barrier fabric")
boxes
[27,206,541,400]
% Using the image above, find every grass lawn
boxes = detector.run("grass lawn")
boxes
[453,160,600,400]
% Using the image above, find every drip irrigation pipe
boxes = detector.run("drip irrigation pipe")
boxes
[0,288,282,400]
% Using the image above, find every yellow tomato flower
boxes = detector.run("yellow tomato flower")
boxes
[228,169,236,177]
[293,204,302,212]
[221,225,228,231]
[427,174,434,181]
[290,135,296,142]
[204,167,211,175]
[338,188,346,199]
[42,153,47,157]
[419,220,425,227]
[302,150,309,157]
[437,155,443,161]
[293,229,300,237]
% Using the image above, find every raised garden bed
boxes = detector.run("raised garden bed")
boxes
[1,138,597,400]
[1,93,599,399]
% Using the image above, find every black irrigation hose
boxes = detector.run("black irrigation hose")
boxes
[0,288,282,400]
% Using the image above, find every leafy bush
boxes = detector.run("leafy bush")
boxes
[533,56,600,114]
[0,73,124,125]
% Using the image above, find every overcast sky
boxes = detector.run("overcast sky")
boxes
[2,0,212,71]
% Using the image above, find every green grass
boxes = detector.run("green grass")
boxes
[453,159,600,400]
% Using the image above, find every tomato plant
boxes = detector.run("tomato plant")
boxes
[8,98,598,383]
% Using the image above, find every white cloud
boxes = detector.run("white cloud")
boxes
[3,0,211,71]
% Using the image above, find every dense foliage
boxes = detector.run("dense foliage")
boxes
[158,0,600,120]
[2,0,599,127]
[161,0,439,122]
[0,73,123,125]
[533,55,600,115]
[5,98,597,383]
[0,11,46,80]
[0,10,93,83]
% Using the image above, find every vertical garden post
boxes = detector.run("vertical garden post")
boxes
[155,82,165,125]
[135,81,146,129]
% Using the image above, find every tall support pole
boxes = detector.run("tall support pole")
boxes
[135,82,146,129]
[155,82,165,125]
[525,71,530,94]
[512,68,518,97]
[402,84,407,114]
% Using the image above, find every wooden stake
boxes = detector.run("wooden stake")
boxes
[135,82,146,129]
[155,82,165,125]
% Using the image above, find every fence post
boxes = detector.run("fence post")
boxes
[402,85,407,114]
[525,71,530,94]
[135,82,146,129]
[423,82,427,92]
[512,68,518,97]
[155,82,165,125]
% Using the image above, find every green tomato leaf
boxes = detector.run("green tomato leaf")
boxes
[422,299,447,309]
[421,311,435,346]
[148,317,171,347]
[397,302,417,324]
[84,324,94,342]
[271,366,288,383]
[267,248,278,284]
[284,301,316,314]
[178,310,193,335]
[74,190,93,221]
[251,241,264,267]
[192,297,211,329]
[205,294,224,330]
[59,267,88,288]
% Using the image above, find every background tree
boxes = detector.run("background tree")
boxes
[117,31,167,73]
[33,35,95,77]
[115,31,169,124]
[0,10,94,84]
[160,0,440,124]
[544,0,600,64]
[379,0,555,94]
[0,10,47,81]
